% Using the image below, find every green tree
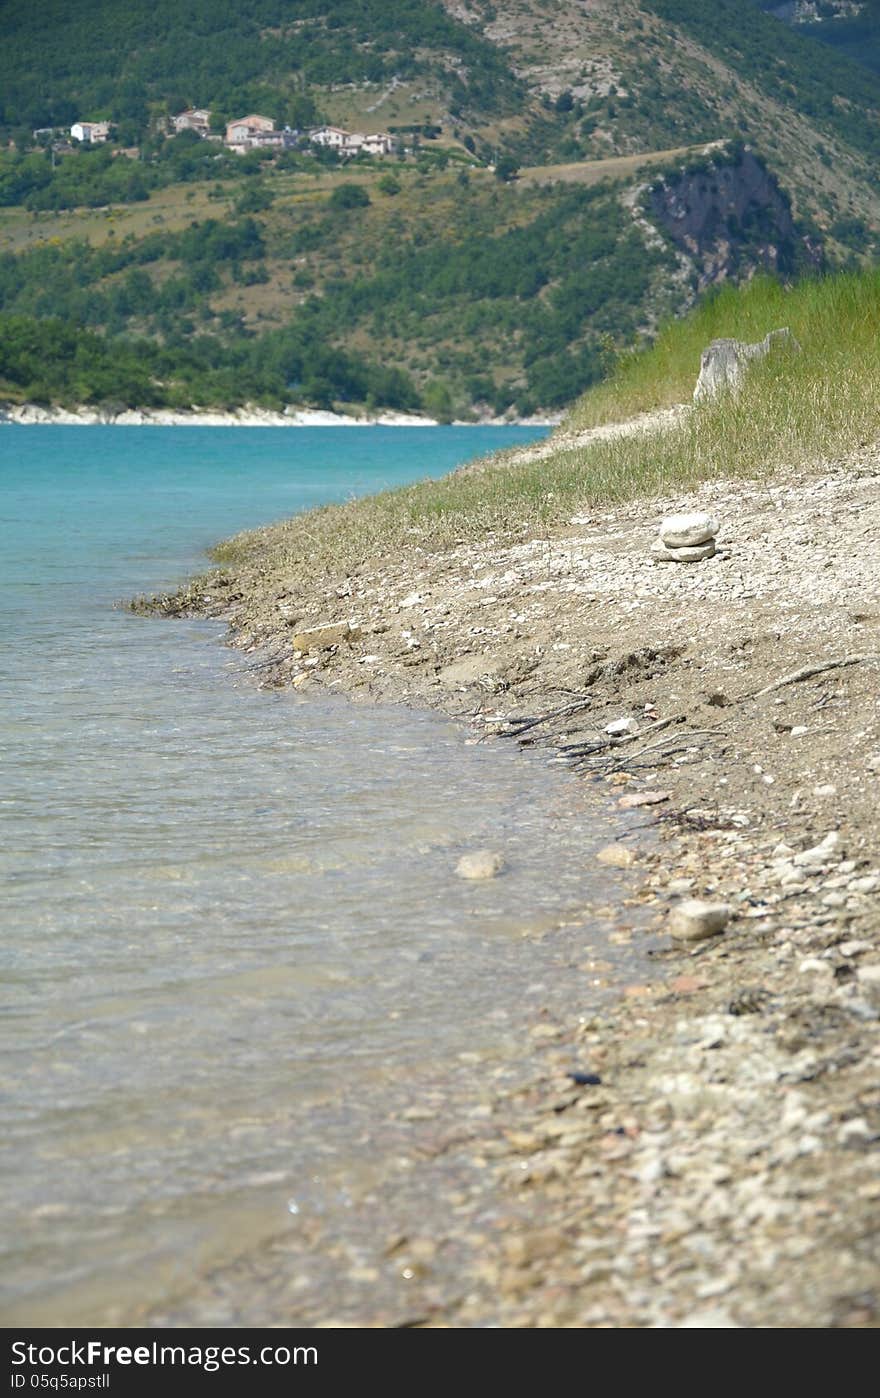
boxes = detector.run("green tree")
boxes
[494,154,519,182]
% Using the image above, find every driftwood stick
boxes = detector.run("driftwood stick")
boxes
[498,695,594,738]
[232,650,289,673]
[749,654,880,700]
[587,727,725,774]
[556,711,687,759]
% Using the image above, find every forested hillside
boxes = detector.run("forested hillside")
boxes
[0,169,675,416]
[643,0,880,158]
[0,1,521,137]
[3,1,880,417]
[760,2,880,77]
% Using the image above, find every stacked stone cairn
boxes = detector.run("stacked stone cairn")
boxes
[651,511,718,564]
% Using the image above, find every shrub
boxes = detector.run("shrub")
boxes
[329,182,371,210]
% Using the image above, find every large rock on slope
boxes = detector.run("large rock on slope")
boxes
[694,327,800,402]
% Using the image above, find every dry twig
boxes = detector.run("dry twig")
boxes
[748,654,880,700]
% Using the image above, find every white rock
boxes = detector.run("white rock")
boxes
[799,957,834,977]
[455,849,505,880]
[667,878,695,896]
[693,328,799,401]
[770,859,806,887]
[605,716,639,736]
[849,875,880,894]
[857,964,880,988]
[651,539,717,564]
[658,512,719,548]
[838,1117,872,1144]
[667,899,731,941]
[677,1307,741,1329]
[793,832,840,870]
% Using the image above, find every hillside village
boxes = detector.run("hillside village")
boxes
[62,108,397,159]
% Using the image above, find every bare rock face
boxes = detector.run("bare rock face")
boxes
[647,149,822,291]
[693,327,800,402]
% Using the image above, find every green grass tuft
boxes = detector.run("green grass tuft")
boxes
[567,268,880,429]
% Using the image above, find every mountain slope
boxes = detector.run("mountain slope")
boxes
[3,2,880,416]
[0,0,522,134]
[440,0,880,244]
[761,3,880,77]
[0,142,823,417]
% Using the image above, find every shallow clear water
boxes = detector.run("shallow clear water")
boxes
[0,426,645,1325]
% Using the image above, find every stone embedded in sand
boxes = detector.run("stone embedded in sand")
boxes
[659,512,719,548]
[455,849,505,880]
[596,843,637,868]
[793,831,841,870]
[618,789,671,810]
[605,716,639,736]
[667,898,731,941]
[651,539,717,564]
[292,620,360,652]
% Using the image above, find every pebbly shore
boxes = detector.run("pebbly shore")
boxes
[144,434,880,1328]
[0,402,561,429]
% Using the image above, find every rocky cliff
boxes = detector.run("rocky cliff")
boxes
[645,147,823,289]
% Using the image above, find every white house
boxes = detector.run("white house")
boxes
[310,125,351,151]
[225,114,276,150]
[361,132,394,156]
[172,108,211,136]
[70,121,111,144]
[309,126,394,157]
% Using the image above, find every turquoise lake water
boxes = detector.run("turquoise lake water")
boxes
[0,425,643,1325]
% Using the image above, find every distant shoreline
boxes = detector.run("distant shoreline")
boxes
[0,403,561,429]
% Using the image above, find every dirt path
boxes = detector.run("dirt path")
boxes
[502,403,691,464]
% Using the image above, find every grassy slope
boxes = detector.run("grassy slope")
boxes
[194,266,880,597]
[565,269,880,427]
